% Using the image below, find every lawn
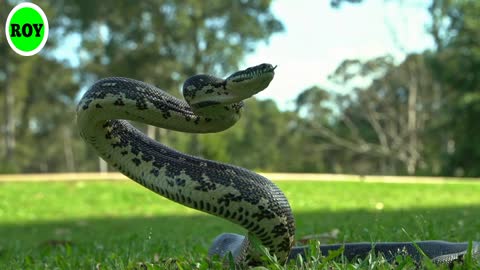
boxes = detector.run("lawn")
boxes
[0,180,479,269]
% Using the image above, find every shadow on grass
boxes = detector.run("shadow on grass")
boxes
[0,205,479,262]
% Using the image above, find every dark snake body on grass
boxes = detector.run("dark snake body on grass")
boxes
[77,64,479,266]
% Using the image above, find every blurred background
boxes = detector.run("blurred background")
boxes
[0,0,479,177]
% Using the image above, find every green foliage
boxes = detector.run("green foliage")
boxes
[0,0,295,173]
[65,0,283,90]
[292,0,480,176]
[1,0,479,176]
[426,0,480,176]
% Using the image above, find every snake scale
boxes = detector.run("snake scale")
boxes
[77,63,478,266]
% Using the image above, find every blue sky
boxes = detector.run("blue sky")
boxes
[245,0,434,109]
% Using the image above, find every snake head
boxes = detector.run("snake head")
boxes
[183,64,276,115]
[225,63,276,101]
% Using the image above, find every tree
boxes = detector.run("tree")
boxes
[0,0,285,173]
[0,1,16,172]
[65,0,284,166]
[427,0,480,176]
[296,54,445,175]
[0,0,77,172]
[309,0,480,176]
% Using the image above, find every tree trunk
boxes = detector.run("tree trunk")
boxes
[63,127,76,172]
[99,158,108,173]
[3,64,15,167]
[1,2,16,171]
[406,60,419,174]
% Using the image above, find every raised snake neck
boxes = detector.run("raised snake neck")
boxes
[76,64,295,264]
[76,66,479,266]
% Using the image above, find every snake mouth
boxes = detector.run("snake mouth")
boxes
[226,63,277,83]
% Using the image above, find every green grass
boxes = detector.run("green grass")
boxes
[0,180,479,269]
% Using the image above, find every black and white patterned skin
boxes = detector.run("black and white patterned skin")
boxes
[77,64,478,266]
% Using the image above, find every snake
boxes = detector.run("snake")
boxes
[77,63,479,266]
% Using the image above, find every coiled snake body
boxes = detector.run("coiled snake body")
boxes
[77,64,478,266]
